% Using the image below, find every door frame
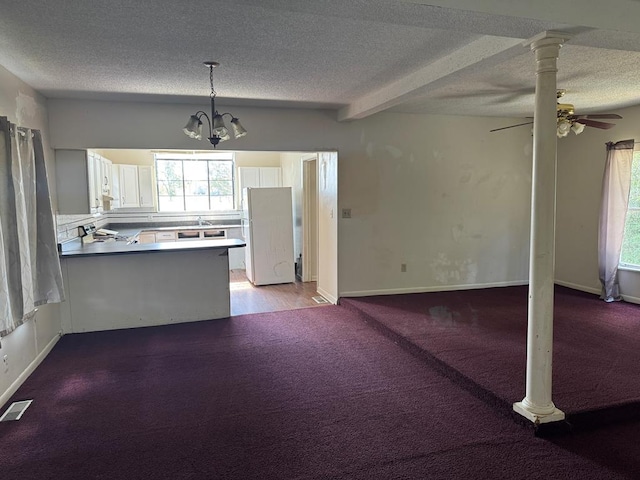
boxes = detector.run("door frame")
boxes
[301,154,318,282]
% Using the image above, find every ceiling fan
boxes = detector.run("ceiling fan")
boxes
[490,90,622,137]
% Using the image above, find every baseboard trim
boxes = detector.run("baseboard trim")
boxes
[340,280,528,298]
[0,331,62,410]
[317,287,337,305]
[621,294,640,305]
[554,280,600,296]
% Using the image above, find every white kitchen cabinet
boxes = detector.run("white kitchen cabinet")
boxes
[56,149,111,214]
[259,167,282,187]
[155,231,177,242]
[238,167,282,190]
[87,151,101,211]
[117,164,155,209]
[238,167,282,208]
[101,157,113,196]
[119,164,140,208]
[138,165,154,207]
[238,167,261,191]
[111,164,121,209]
[138,232,156,244]
[226,226,245,269]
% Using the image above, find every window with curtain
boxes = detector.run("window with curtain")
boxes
[155,153,234,212]
[620,150,640,268]
[0,117,64,335]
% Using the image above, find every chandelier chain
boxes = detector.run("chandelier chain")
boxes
[209,65,217,100]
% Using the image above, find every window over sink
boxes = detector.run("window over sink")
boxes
[155,152,234,212]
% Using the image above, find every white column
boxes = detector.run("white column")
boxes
[513,32,568,425]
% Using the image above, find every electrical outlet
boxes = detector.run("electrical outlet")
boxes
[341,208,352,219]
[3,355,8,373]
[401,263,407,272]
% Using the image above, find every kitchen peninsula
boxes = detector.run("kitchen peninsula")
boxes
[59,238,245,333]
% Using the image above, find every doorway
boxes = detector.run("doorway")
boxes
[229,150,338,315]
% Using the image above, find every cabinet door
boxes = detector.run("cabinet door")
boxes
[111,164,121,208]
[239,167,260,189]
[119,165,140,208]
[87,152,98,211]
[138,232,156,244]
[93,155,104,210]
[102,159,112,196]
[155,231,177,242]
[238,167,260,209]
[138,165,154,208]
[259,167,282,187]
[55,149,94,214]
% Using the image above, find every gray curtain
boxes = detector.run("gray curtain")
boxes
[598,139,635,302]
[0,117,64,335]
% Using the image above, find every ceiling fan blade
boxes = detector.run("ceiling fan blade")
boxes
[576,119,616,129]
[489,121,533,132]
[574,114,622,120]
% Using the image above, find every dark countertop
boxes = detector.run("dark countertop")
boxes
[60,238,246,258]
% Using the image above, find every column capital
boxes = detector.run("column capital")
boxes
[524,31,572,51]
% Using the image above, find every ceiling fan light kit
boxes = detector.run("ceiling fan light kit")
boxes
[490,89,621,137]
[182,61,247,148]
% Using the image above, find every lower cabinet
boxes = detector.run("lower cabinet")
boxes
[136,227,243,270]
[226,227,245,270]
[138,232,157,244]
[138,229,226,244]
[155,231,177,242]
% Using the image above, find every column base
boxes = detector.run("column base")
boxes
[513,401,565,424]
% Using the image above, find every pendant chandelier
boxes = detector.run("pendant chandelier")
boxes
[182,61,247,148]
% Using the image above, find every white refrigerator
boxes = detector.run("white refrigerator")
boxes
[242,187,295,286]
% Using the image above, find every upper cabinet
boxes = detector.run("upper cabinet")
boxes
[56,149,112,214]
[237,167,282,208]
[238,167,282,190]
[119,164,140,208]
[118,164,155,209]
[138,165,154,208]
[258,167,282,188]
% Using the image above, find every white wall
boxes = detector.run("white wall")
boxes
[48,98,534,298]
[0,65,62,407]
[557,103,640,301]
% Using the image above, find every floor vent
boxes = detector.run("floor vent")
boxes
[0,400,33,422]
[312,296,329,304]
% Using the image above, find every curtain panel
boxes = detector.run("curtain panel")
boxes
[0,117,64,336]
[598,139,635,302]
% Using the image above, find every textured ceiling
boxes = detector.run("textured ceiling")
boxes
[1,0,640,119]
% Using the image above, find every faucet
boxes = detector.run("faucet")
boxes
[197,216,203,226]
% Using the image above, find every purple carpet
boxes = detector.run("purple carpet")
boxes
[341,285,640,427]
[1,305,637,478]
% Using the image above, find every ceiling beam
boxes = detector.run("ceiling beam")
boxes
[403,0,640,35]
[338,35,523,121]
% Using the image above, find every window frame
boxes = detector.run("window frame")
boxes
[619,150,640,270]
[154,152,236,213]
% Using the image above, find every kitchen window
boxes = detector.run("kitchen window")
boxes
[155,153,234,212]
[620,150,640,268]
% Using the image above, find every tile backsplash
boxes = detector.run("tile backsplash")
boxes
[56,213,109,242]
[56,211,242,243]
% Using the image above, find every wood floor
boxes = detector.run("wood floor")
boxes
[229,269,329,316]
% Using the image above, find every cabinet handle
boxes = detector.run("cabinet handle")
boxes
[140,196,143,205]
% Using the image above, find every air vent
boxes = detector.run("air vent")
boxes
[312,296,329,304]
[0,400,33,422]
